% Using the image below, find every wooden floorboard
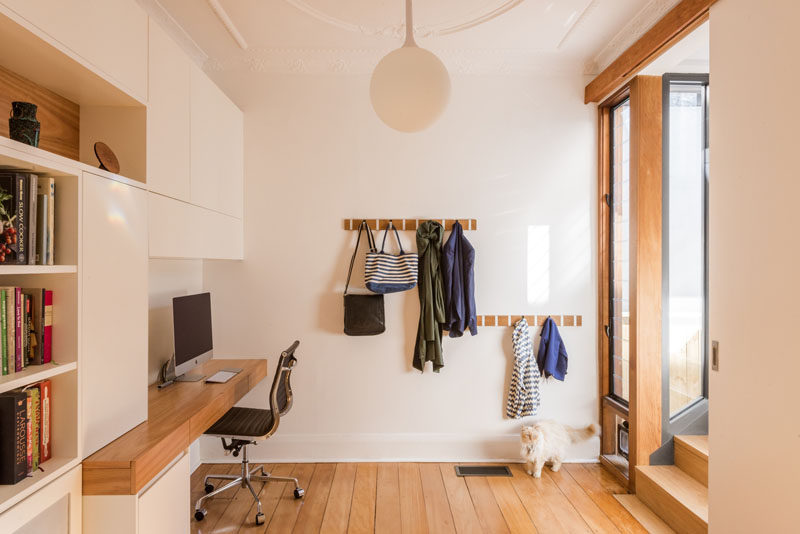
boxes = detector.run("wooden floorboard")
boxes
[189,463,647,534]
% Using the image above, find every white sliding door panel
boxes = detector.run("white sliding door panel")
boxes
[82,173,148,457]
[138,454,189,534]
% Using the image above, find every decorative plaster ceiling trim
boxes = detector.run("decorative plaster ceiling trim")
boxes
[282,0,526,40]
[584,0,681,75]
[203,47,581,76]
[136,0,209,66]
[557,0,599,50]
[207,0,248,50]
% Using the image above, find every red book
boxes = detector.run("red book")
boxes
[43,290,52,363]
[14,287,21,372]
[38,379,51,462]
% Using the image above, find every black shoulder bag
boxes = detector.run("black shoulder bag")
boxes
[343,221,385,336]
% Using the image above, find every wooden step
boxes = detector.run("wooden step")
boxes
[636,465,708,534]
[674,435,708,486]
[614,494,677,534]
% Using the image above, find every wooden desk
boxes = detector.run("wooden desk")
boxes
[82,358,268,495]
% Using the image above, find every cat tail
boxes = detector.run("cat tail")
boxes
[567,423,600,443]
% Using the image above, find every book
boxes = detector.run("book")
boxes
[22,385,40,472]
[23,390,31,472]
[36,178,54,265]
[0,173,25,264]
[0,391,27,484]
[5,288,15,373]
[15,173,27,265]
[43,290,52,363]
[23,294,32,366]
[23,289,44,365]
[14,288,22,372]
[0,289,6,375]
[36,194,46,265]
[38,379,51,462]
[27,174,37,265]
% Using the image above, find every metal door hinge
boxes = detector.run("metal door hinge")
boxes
[604,324,611,338]
[604,193,612,207]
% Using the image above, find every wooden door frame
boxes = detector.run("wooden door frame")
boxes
[598,77,663,491]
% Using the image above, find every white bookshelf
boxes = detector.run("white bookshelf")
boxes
[0,143,81,515]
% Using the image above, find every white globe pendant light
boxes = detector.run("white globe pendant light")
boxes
[370,0,451,132]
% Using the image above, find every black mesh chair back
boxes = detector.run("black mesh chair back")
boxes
[271,340,298,419]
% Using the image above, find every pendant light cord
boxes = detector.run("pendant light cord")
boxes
[404,0,416,47]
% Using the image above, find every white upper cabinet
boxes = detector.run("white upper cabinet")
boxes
[1,0,148,101]
[82,173,148,457]
[190,64,244,219]
[147,20,191,201]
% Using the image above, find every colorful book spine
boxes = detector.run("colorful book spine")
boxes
[27,174,37,266]
[6,289,14,373]
[14,288,21,372]
[0,173,23,264]
[23,385,39,472]
[39,380,51,462]
[43,290,52,364]
[24,392,31,473]
[0,289,5,376]
[36,194,46,265]
[0,391,27,484]
[47,179,54,265]
[15,174,27,265]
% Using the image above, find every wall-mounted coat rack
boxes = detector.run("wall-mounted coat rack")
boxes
[343,219,478,231]
[476,315,583,327]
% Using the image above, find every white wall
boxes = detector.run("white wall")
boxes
[147,259,204,385]
[708,1,800,532]
[202,71,598,461]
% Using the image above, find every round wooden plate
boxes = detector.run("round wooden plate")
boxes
[94,141,120,174]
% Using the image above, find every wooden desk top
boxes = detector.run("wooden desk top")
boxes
[82,358,268,495]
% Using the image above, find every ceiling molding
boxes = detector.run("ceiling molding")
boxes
[136,0,209,66]
[584,0,681,75]
[282,0,526,40]
[203,48,580,76]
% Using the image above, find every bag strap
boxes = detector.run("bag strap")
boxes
[345,220,376,295]
[379,220,405,254]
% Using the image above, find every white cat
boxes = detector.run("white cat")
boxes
[520,420,600,478]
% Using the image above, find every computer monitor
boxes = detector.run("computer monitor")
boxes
[172,292,213,379]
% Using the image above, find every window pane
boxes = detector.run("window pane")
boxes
[667,83,706,415]
[610,99,630,402]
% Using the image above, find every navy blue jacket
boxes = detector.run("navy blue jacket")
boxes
[441,221,477,337]
[536,317,568,380]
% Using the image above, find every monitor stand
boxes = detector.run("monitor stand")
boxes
[175,373,205,382]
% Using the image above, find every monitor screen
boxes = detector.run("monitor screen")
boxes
[173,292,213,370]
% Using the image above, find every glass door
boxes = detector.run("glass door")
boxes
[662,74,709,435]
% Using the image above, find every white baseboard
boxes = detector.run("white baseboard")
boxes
[199,432,601,464]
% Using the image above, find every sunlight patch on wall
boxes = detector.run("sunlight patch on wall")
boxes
[527,225,550,305]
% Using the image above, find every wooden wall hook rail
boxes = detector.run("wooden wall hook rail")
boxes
[344,219,478,231]
[475,315,583,327]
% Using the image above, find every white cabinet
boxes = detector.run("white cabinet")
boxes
[147,20,191,201]
[0,465,82,533]
[148,192,243,260]
[190,64,244,218]
[0,0,148,101]
[81,173,148,457]
[83,453,189,534]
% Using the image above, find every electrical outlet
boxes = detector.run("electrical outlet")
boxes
[712,340,719,371]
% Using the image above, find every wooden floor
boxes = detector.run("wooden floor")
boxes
[190,462,649,534]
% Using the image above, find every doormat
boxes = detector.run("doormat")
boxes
[454,465,512,477]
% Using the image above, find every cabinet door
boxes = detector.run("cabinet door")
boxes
[148,192,243,260]
[190,64,243,218]
[0,464,81,533]
[138,454,189,534]
[147,20,191,201]
[1,0,148,101]
[82,173,148,458]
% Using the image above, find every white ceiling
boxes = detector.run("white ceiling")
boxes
[145,0,664,76]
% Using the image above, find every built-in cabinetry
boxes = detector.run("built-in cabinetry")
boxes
[81,172,148,457]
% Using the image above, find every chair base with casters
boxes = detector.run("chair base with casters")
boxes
[194,340,304,526]
[194,439,304,525]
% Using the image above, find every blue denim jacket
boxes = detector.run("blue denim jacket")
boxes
[536,317,568,380]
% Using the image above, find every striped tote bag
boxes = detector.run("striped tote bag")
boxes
[365,221,418,294]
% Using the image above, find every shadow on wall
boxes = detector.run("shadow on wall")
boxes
[148,302,173,385]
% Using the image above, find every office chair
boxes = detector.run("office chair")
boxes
[194,340,304,526]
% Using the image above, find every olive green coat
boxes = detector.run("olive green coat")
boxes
[414,221,445,372]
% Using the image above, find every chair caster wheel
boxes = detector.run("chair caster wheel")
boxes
[204,483,214,494]
[294,488,305,499]
[255,512,265,525]
[194,508,207,521]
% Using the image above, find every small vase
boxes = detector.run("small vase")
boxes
[8,101,40,147]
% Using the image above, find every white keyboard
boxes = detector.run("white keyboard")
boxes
[205,370,238,383]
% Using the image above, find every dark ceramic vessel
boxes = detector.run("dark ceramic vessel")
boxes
[9,101,40,147]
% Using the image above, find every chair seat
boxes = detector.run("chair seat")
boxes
[205,407,274,438]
